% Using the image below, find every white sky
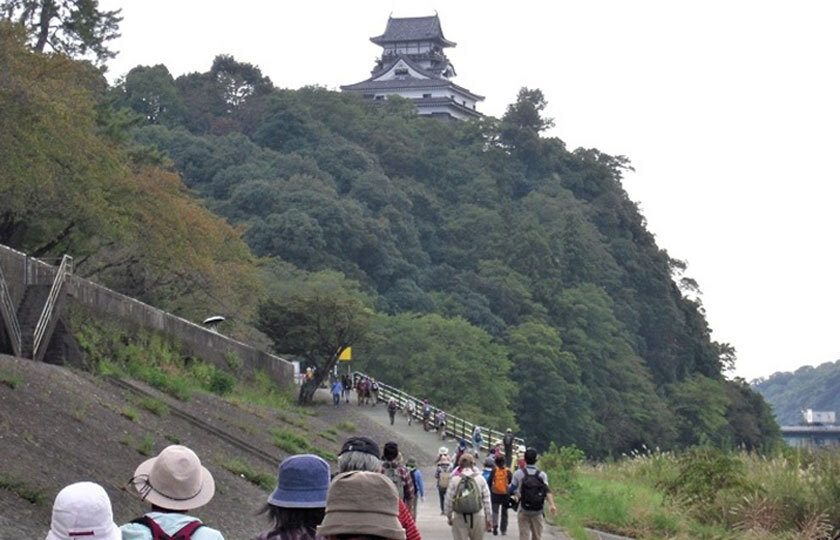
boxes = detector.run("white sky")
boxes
[100,0,840,381]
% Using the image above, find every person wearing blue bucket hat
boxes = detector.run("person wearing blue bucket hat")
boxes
[255,454,330,540]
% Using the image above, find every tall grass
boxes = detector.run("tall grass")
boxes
[541,445,840,540]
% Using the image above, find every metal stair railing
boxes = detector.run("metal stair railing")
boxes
[31,254,72,360]
[0,262,22,357]
[351,371,525,455]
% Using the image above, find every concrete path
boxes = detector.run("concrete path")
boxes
[354,405,572,540]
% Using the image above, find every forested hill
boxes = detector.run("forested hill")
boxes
[753,361,840,425]
[0,16,778,457]
[102,56,777,455]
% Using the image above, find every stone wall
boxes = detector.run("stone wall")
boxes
[0,244,294,387]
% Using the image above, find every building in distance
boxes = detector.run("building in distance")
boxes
[341,14,483,121]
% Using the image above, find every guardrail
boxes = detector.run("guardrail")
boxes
[351,371,525,454]
[0,262,22,357]
[31,254,72,359]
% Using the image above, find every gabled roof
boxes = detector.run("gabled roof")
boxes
[370,15,456,47]
[340,77,485,102]
[369,53,441,81]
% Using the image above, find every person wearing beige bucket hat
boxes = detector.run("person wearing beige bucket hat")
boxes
[316,471,406,540]
[121,445,224,540]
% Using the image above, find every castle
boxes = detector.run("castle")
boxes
[341,14,483,121]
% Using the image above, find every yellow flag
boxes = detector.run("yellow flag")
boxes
[339,347,352,361]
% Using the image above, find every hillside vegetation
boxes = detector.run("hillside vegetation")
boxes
[754,361,840,425]
[0,17,778,455]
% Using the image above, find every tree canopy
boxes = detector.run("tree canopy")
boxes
[1,28,780,455]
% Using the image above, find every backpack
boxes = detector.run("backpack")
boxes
[520,469,548,512]
[384,464,406,501]
[492,467,510,495]
[371,382,379,391]
[438,466,452,489]
[423,404,432,416]
[452,474,483,515]
[388,400,398,412]
[131,516,203,540]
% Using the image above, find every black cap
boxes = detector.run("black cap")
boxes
[339,436,380,457]
[383,441,399,461]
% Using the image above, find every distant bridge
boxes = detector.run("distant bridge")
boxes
[781,425,840,449]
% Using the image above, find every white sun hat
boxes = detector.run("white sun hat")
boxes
[46,482,121,540]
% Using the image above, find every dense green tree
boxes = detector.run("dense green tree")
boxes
[1,0,121,63]
[356,312,516,428]
[505,322,592,450]
[114,64,184,125]
[107,55,779,453]
[257,271,373,404]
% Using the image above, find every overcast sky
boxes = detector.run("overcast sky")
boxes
[100,0,840,381]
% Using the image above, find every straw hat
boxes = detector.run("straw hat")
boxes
[130,445,215,511]
[316,471,406,540]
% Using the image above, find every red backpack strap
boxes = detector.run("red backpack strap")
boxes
[171,521,203,540]
[131,516,170,540]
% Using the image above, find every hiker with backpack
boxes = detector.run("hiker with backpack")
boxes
[254,454,329,540]
[381,442,416,508]
[436,411,447,440]
[370,378,380,405]
[121,445,223,540]
[435,447,453,515]
[422,400,432,431]
[341,373,352,403]
[405,399,416,425]
[489,455,512,536]
[336,436,421,540]
[508,448,557,540]
[502,430,515,468]
[331,379,343,408]
[472,426,484,458]
[388,397,399,425]
[405,457,425,521]
[47,482,121,540]
[444,453,492,540]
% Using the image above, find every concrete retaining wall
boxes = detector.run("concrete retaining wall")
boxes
[0,244,294,388]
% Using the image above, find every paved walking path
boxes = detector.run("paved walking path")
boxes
[354,405,572,540]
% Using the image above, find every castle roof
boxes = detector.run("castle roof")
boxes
[340,76,484,102]
[370,15,456,47]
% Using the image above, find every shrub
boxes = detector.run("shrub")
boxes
[121,406,139,422]
[272,428,310,454]
[208,369,236,396]
[136,397,169,416]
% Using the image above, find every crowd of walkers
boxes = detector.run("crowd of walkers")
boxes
[43,433,556,540]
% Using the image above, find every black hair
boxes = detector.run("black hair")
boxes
[494,455,505,467]
[524,447,538,465]
[259,504,326,533]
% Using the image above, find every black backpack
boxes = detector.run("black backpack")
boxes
[519,469,548,512]
[131,516,203,540]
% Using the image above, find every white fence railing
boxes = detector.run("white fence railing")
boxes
[351,371,525,454]
[0,263,22,357]
[31,254,72,359]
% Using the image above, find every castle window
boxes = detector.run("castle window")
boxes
[423,93,432,98]
[394,68,408,76]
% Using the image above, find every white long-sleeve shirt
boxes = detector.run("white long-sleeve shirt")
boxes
[443,467,492,519]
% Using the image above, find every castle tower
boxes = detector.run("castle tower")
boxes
[341,14,483,121]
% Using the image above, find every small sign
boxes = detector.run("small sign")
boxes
[339,347,352,361]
